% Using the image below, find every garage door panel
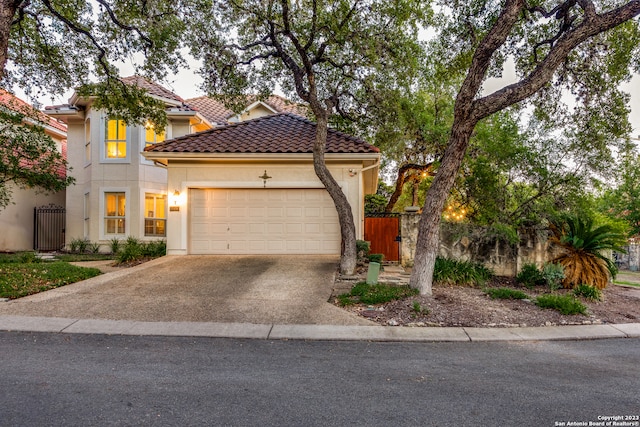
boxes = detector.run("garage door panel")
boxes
[190,188,340,254]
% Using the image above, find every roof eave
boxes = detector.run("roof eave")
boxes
[142,151,380,164]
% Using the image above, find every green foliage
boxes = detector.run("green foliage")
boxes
[535,295,587,316]
[573,284,602,302]
[484,288,529,300]
[551,214,628,289]
[18,251,39,264]
[69,237,90,254]
[365,194,390,214]
[116,237,165,264]
[433,257,493,287]
[541,263,565,291]
[338,282,418,306]
[516,263,544,289]
[88,242,101,254]
[0,261,101,299]
[411,301,429,315]
[598,149,640,236]
[109,238,122,255]
[368,254,384,264]
[0,108,74,210]
[356,240,371,256]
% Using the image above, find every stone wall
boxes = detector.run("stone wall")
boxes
[400,214,555,276]
[613,244,640,271]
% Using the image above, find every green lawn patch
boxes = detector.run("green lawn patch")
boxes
[613,280,640,288]
[484,288,529,300]
[54,253,116,262]
[0,262,102,299]
[338,282,418,306]
[535,294,587,315]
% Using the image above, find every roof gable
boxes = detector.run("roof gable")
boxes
[1,90,67,134]
[120,75,184,105]
[185,95,308,125]
[145,113,378,155]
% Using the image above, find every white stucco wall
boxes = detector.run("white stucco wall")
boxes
[164,160,367,255]
[0,184,65,251]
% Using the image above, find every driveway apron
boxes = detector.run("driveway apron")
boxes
[0,256,372,326]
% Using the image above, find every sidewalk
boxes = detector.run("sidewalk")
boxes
[1,315,638,342]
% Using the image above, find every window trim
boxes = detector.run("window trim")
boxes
[99,187,130,240]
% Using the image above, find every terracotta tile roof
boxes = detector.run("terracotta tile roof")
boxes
[120,76,184,104]
[145,113,379,154]
[185,95,308,124]
[1,90,68,133]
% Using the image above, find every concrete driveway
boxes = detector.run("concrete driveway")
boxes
[0,256,373,326]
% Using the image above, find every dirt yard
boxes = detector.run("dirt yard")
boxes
[332,269,640,328]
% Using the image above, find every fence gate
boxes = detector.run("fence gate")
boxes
[364,215,400,262]
[34,204,65,251]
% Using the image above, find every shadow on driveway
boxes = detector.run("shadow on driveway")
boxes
[0,256,373,326]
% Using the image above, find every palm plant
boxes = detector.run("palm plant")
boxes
[550,215,627,290]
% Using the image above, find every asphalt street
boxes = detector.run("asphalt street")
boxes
[1,332,638,426]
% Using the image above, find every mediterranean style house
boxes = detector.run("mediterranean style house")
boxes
[0,90,68,251]
[45,76,379,255]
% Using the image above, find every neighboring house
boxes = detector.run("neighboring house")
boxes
[45,77,213,247]
[0,90,68,251]
[143,113,379,255]
[46,76,379,254]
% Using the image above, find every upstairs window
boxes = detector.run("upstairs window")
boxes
[105,119,127,159]
[145,122,165,148]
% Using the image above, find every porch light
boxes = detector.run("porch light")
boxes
[171,190,181,206]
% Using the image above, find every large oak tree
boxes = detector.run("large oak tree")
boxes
[410,0,640,294]
[189,0,428,274]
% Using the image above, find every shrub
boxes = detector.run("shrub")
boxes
[142,240,166,258]
[109,238,122,255]
[433,257,493,287]
[573,284,602,301]
[516,263,545,289]
[117,237,143,263]
[19,252,39,263]
[88,242,101,254]
[535,294,587,315]
[541,263,565,291]
[356,240,370,257]
[484,288,529,300]
[368,253,384,264]
[338,282,418,306]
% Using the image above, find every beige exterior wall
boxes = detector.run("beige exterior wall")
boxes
[164,160,368,255]
[0,184,65,251]
[64,109,196,248]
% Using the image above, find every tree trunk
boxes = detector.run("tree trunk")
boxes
[0,0,16,78]
[312,112,358,275]
[409,121,476,294]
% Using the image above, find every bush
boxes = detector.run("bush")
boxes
[109,238,122,255]
[541,263,565,291]
[484,288,529,300]
[368,253,384,264]
[338,282,418,306]
[19,252,39,263]
[516,263,545,289]
[433,257,493,287]
[142,240,166,258]
[535,294,587,315]
[573,284,602,301]
[117,237,143,263]
[88,242,101,254]
[356,240,370,257]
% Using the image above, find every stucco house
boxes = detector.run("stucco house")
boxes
[0,90,68,251]
[45,77,379,254]
[143,113,379,255]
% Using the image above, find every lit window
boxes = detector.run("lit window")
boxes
[145,122,165,148]
[105,119,127,158]
[104,192,126,234]
[144,193,166,236]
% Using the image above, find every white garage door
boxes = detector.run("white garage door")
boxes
[189,188,341,254]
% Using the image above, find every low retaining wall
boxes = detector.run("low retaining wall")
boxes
[400,214,555,276]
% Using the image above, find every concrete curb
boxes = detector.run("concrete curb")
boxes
[1,315,638,342]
